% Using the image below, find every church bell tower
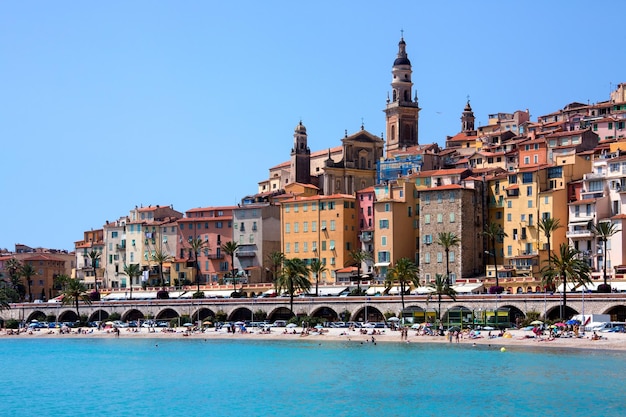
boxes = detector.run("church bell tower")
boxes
[384,36,420,154]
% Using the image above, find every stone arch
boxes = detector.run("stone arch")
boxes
[351,305,384,322]
[310,306,339,322]
[545,305,577,321]
[442,305,472,327]
[603,304,626,322]
[156,308,180,320]
[500,304,525,327]
[88,310,110,322]
[122,309,145,322]
[229,307,253,322]
[267,307,294,322]
[401,305,437,324]
[58,309,79,322]
[26,310,47,323]
[192,308,216,322]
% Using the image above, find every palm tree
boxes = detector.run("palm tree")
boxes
[541,243,592,320]
[436,232,460,286]
[277,258,311,315]
[309,258,327,296]
[266,251,285,294]
[87,249,101,293]
[427,273,457,321]
[482,222,508,290]
[20,263,37,302]
[187,237,209,295]
[538,217,562,286]
[349,250,372,295]
[122,263,142,300]
[4,258,25,300]
[0,287,12,311]
[221,241,241,294]
[591,220,619,290]
[151,249,173,287]
[385,257,419,312]
[59,276,92,318]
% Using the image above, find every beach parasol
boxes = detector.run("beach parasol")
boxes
[234,321,245,326]
[566,319,580,325]
[183,323,193,327]
[530,320,543,325]
[286,323,297,328]
[314,324,324,329]
[387,317,401,322]
[448,326,461,332]
[105,321,114,325]
[202,321,212,325]
[555,322,567,327]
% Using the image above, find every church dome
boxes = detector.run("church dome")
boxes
[393,38,411,66]
[295,121,307,134]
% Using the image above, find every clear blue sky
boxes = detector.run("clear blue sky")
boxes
[2,1,625,251]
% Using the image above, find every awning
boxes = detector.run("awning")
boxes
[451,283,484,294]
[366,286,386,295]
[414,287,436,294]
[610,282,626,292]
[374,262,390,267]
[556,283,580,292]
[312,286,349,296]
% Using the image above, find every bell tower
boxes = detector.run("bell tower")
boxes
[461,99,475,132]
[384,35,420,154]
[289,121,311,185]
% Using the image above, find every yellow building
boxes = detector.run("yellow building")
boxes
[280,194,358,284]
[372,179,419,279]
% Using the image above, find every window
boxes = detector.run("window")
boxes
[437,213,443,223]
[524,156,530,164]
[294,243,299,253]
[312,241,317,252]
[293,204,299,213]
[294,222,299,233]
[423,194,430,204]
[285,223,290,233]
[303,222,308,232]
[423,234,432,244]
[522,172,533,183]
[385,203,391,212]
[216,222,223,229]
[424,253,430,264]
[437,252,443,263]
[312,221,317,232]
[449,251,455,263]
[526,186,532,196]
[330,220,336,231]
[321,241,327,251]
[449,191,455,202]
[381,236,387,246]
[528,200,533,208]
[285,243,290,253]
[321,220,327,230]
[437,192,443,203]
[547,166,562,179]
[449,212,455,223]
[379,219,389,229]
[285,204,290,213]
[424,214,431,224]
[329,240,335,250]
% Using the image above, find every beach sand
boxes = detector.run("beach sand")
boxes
[4,326,625,352]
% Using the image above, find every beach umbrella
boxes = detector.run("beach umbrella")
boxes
[448,326,461,332]
[387,317,401,322]
[530,320,543,325]
[555,322,567,327]
[315,324,324,329]
[410,324,421,329]
[234,321,245,326]
[286,323,297,328]
[482,326,495,331]
[183,323,193,327]
[202,321,212,325]
[105,321,114,325]
[566,319,580,325]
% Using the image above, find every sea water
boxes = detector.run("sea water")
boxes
[1,337,625,417]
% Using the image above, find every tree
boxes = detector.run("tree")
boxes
[266,251,285,294]
[151,249,172,287]
[482,222,508,291]
[20,263,37,302]
[87,249,101,293]
[349,250,372,295]
[59,275,92,318]
[436,232,460,286]
[385,257,419,312]
[122,263,142,300]
[277,258,311,315]
[221,241,241,294]
[0,287,12,311]
[4,258,25,300]
[309,258,327,297]
[187,237,209,295]
[591,221,619,291]
[541,243,592,320]
[426,273,457,321]
[538,217,562,290]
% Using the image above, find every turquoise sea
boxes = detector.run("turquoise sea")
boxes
[1,337,625,417]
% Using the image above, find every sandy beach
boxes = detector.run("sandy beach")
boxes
[4,325,625,352]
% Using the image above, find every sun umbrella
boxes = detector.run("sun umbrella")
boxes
[410,324,421,329]
[387,317,401,322]
[314,324,324,329]
[448,326,461,332]
[234,321,245,326]
[286,323,297,328]
[105,321,114,325]
[183,323,193,327]
[482,326,495,331]
[566,319,580,325]
[202,321,212,325]
[530,320,543,325]
[555,322,567,327]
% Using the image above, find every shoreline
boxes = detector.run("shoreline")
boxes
[3,326,625,352]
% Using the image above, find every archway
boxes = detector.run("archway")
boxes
[156,308,179,321]
[352,306,384,323]
[267,307,294,322]
[26,311,47,323]
[88,310,110,322]
[192,308,216,322]
[500,305,525,328]
[401,305,436,324]
[58,310,79,322]
[442,306,472,328]
[229,307,253,322]
[122,309,145,322]
[604,305,626,322]
[545,305,577,321]
[310,306,339,322]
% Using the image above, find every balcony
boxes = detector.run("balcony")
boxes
[566,229,593,239]
[236,251,256,257]
[207,253,224,260]
[116,243,126,250]
[360,232,373,242]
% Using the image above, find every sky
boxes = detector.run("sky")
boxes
[2,1,626,252]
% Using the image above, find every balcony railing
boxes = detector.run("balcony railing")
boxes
[566,230,593,238]
[236,251,256,257]
[207,254,224,260]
